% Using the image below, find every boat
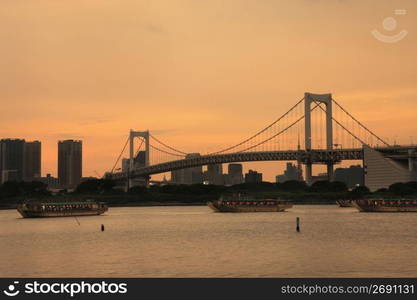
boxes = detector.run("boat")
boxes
[336,200,353,207]
[352,199,417,212]
[17,200,108,218]
[208,196,292,213]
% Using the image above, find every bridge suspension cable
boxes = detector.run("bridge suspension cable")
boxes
[110,136,129,173]
[149,133,188,155]
[331,98,390,146]
[314,101,368,146]
[239,116,305,152]
[149,144,185,157]
[238,102,321,152]
[208,97,305,155]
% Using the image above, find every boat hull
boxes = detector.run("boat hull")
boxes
[336,200,353,207]
[352,200,417,212]
[17,202,108,218]
[17,208,107,218]
[208,201,292,213]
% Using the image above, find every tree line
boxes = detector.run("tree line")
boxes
[2,179,417,204]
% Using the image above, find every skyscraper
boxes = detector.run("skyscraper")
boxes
[205,164,224,185]
[0,139,25,183]
[58,140,82,188]
[24,141,41,181]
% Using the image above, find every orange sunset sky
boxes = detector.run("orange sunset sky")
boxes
[1,0,417,181]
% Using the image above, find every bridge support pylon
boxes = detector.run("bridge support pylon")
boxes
[304,92,333,184]
[327,163,334,182]
[128,129,150,189]
[305,163,313,185]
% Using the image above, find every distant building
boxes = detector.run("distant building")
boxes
[58,140,82,188]
[0,139,25,183]
[24,141,41,181]
[122,158,130,173]
[245,169,262,183]
[121,151,148,174]
[227,163,243,185]
[311,173,328,184]
[40,173,60,189]
[81,176,98,182]
[334,165,364,188]
[0,139,42,183]
[135,151,146,168]
[275,174,286,183]
[171,169,184,184]
[171,153,203,185]
[363,145,417,191]
[204,164,224,185]
[2,170,19,183]
[276,162,303,183]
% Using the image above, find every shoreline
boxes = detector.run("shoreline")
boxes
[0,201,338,210]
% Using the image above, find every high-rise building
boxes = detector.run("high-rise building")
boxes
[58,140,82,188]
[334,165,364,188]
[205,164,224,185]
[24,141,41,181]
[227,163,243,185]
[0,139,25,183]
[245,169,262,183]
[171,153,203,185]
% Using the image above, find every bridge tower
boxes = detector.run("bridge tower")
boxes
[129,130,150,188]
[304,93,333,185]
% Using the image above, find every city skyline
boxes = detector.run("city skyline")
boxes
[0,138,84,188]
[0,134,362,184]
[1,0,417,180]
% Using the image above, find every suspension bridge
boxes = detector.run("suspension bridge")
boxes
[106,92,417,190]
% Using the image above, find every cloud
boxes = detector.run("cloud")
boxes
[78,119,113,126]
[150,128,179,135]
[144,24,165,34]
[50,133,86,139]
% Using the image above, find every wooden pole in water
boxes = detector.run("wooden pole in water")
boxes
[296,217,300,232]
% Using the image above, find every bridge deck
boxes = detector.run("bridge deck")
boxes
[109,148,364,180]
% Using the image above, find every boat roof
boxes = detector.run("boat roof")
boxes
[27,201,100,205]
[222,198,281,201]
